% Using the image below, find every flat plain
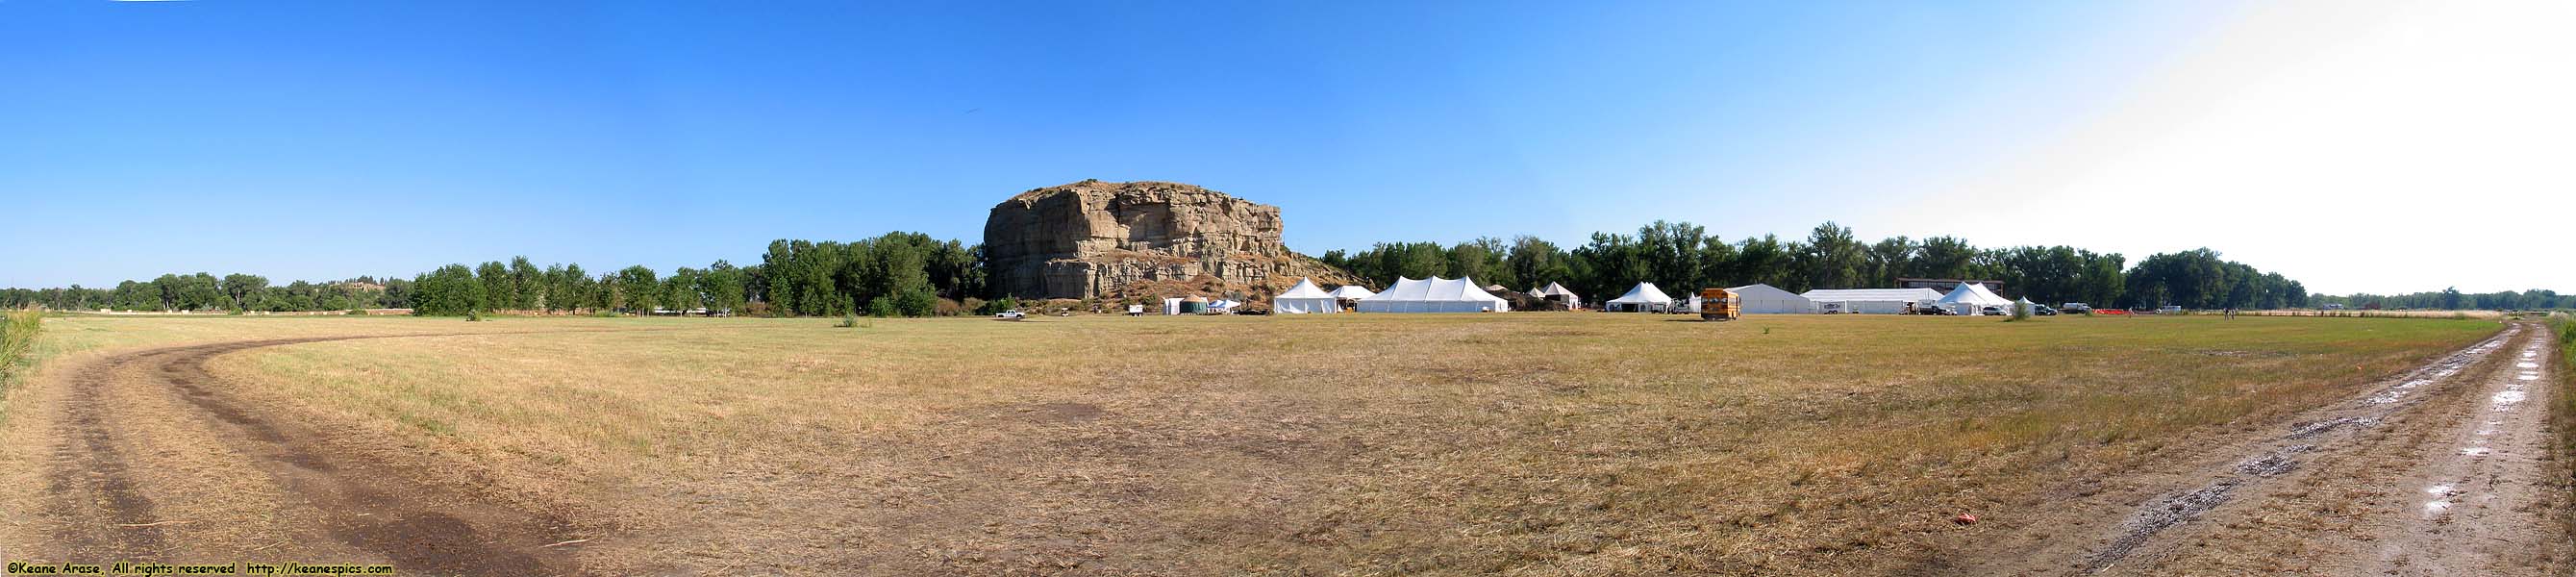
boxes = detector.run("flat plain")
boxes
[0,313,2520,575]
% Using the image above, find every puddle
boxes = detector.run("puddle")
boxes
[2426,484,2456,495]
[2236,444,2313,476]
[2425,500,2453,514]
[2288,416,2372,439]
[2494,390,2528,406]
[2463,447,2492,457]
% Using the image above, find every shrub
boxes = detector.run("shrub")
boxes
[466,311,487,322]
[2,310,40,384]
[976,297,1021,315]
[934,298,963,317]
[835,314,859,328]
[345,309,367,315]
[867,297,897,318]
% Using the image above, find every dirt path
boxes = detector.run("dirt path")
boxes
[1954,322,2570,575]
[16,337,584,575]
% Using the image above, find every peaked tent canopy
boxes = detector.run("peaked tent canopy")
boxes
[1530,282,1583,307]
[1273,278,1340,314]
[1935,282,2013,308]
[1726,284,1813,314]
[1606,282,1675,312]
[1272,276,1339,313]
[1357,276,1512,313]
[1327,285,1377,299]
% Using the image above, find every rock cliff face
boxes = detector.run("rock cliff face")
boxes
[983,180,1358,300]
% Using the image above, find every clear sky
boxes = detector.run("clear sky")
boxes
[5,0,2568,294]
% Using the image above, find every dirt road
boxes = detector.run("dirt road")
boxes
[1958,322,2570,575]
[11,337,583,575]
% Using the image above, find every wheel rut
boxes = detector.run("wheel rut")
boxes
[30,335,592,576]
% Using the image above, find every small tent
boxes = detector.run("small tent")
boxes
[1606,282,1675,313]
[1728,284,1813,314]
[1936,282,2013,314]
[1272,278,1340,314]
[1328,285,1377,300]
[1533,282,1583,308]
[1356,276,1512,313]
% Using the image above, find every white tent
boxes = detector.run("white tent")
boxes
[1606,282,1675,312]
[1532,282,1583,308]
[1936,282,2013,314]
[1935,282,2011,314]
[1272,278,1340,314]
[1327,285,1377,300]
[1356,276,1512,313]
[1727,284,1813,314]
[1800,288,1943,314]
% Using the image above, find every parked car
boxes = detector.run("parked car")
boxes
[2061,302,2091,314]
[1914,304,1954,315]
[1979,305,2007,315]
[2034,305,2060,316]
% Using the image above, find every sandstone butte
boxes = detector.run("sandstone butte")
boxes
[982,180,1362,302]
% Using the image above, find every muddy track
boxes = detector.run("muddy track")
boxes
[29,336,588,575]
[1947,323,2567,575]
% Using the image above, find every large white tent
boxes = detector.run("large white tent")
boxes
[1936,282,2013,314]
[1800,288,1943,314]
[1356,276,1511,313]
[1272,278,1340,314]
[1727,284,1813,314]
[1327,285,1377,300]
[1606,282,1675,312]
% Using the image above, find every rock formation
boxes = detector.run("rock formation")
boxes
[983,180,1360,300]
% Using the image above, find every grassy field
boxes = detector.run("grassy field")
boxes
[8,313,2503,574]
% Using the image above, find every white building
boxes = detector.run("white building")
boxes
[1799,288,1944,314]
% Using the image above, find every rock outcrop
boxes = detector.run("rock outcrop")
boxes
[983,180,1360,300]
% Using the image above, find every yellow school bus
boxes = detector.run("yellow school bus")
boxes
[1699,288,1739,321]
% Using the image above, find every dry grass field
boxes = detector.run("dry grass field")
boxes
[0,313,2503,575]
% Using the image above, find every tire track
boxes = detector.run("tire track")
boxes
[37,334,601,575]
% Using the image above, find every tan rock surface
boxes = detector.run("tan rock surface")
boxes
[984,180,1359,300]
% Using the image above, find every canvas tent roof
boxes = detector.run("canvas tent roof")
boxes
[1327,285,1376,299]
[1276,278,1333,299]
[1727,283,1813,314]
[1273,278,1341,314]
[1800,288,1943,302]
[1935,282,2013,307]
[1357,277,1510,313]
[1607,282,1675,305]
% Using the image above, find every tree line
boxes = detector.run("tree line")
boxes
[22,221,2558,316]
[2312,288,2575,311]
[1320,220,2300,310]
[0,274,411,313]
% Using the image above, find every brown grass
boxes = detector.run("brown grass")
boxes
[13,313,2503,575]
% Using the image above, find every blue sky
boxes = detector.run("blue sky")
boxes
[5,1,2568,293]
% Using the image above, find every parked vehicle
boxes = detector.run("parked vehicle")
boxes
[2159,306,2184,314]
[2033,305,2059,316]
[2061,302,2091,314]
[1979,305,2007,315]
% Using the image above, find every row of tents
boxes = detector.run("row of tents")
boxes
[1275,277,1513,314]
[1271,276,2021,315]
